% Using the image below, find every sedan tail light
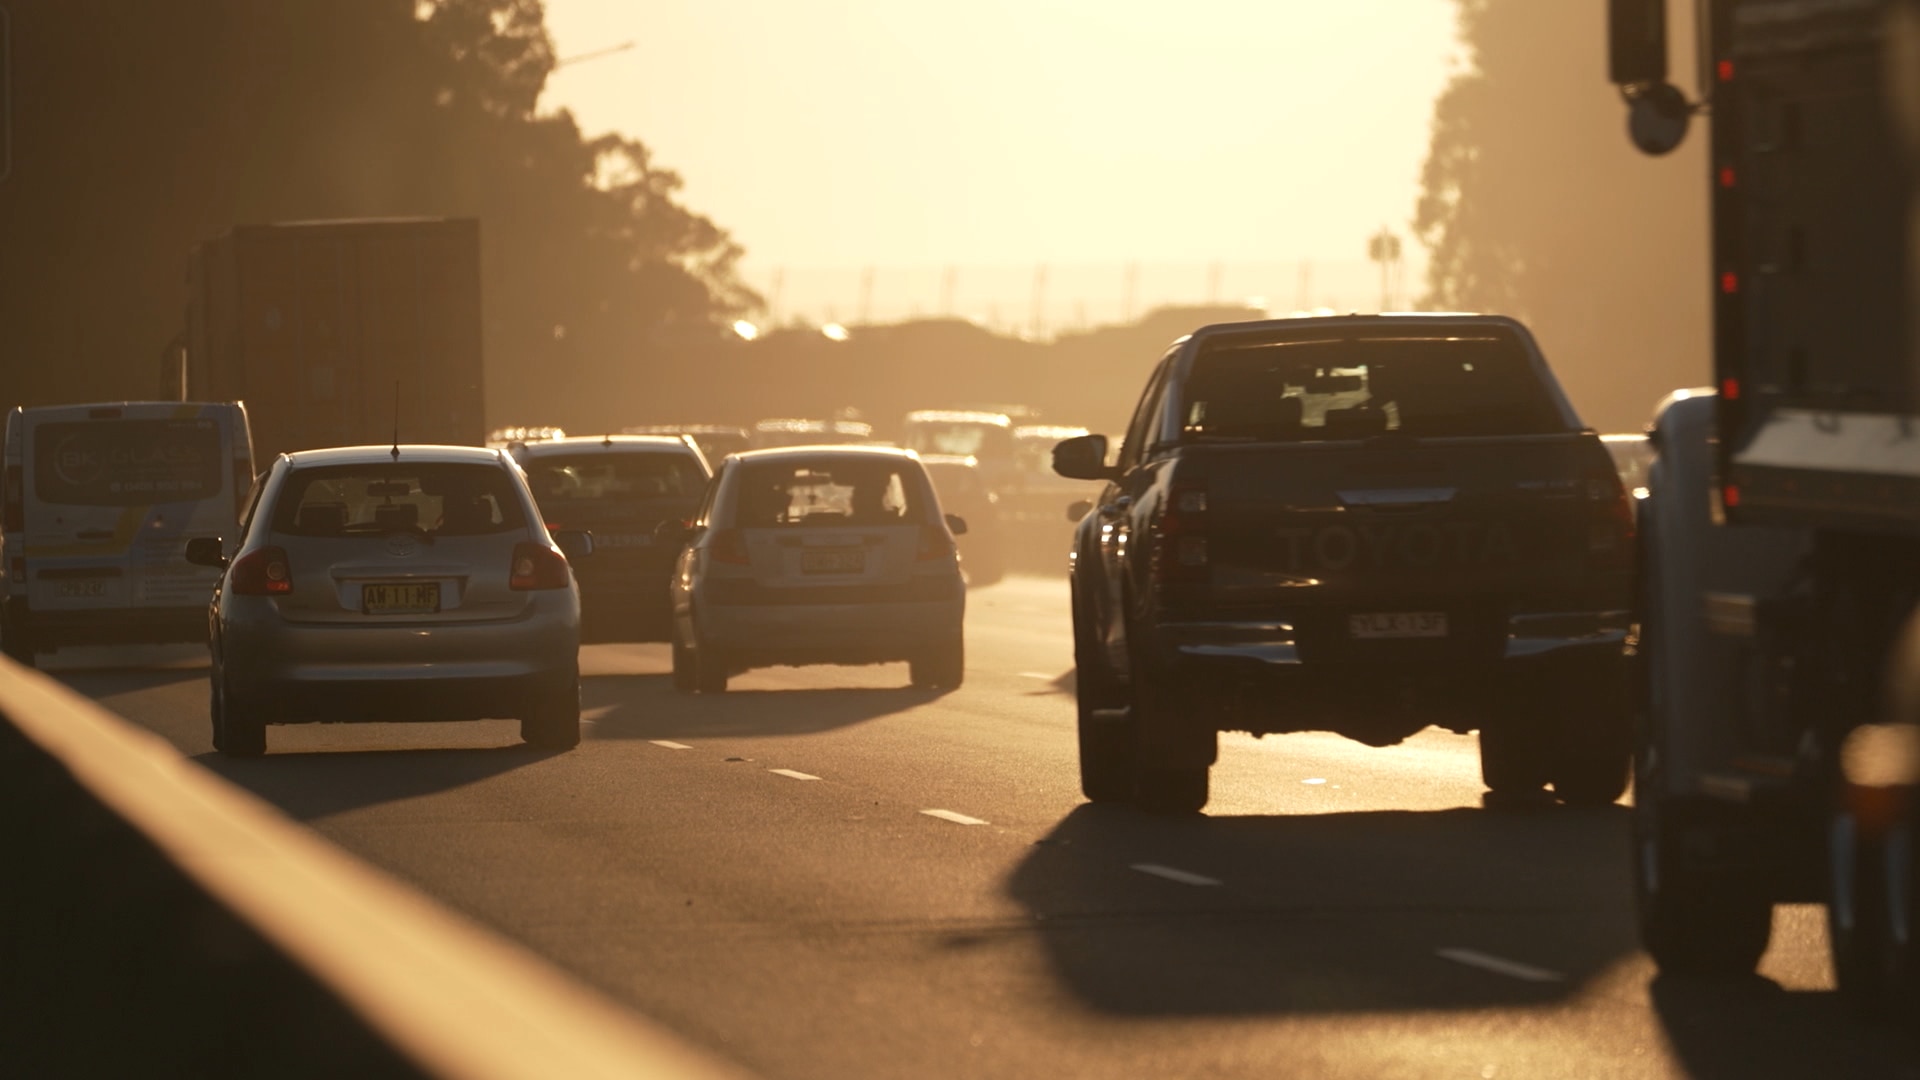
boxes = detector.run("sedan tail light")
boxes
[917,522,956,562]
[511,542,572,590]
[230,546,293,595]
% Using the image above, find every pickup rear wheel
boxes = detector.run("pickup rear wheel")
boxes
[1551,684,1632,807]
[1073,580,1136,804]
[1478,714,1551,799]
[1124,639,1211,815]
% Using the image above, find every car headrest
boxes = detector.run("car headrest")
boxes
[295,502,348,534]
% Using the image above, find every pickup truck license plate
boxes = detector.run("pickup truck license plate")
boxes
[801,547,865,575]
[363,582,441,615]
[1349,612,1447,639]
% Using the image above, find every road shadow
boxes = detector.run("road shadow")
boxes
[583,673,943,739]
[193,744,555,821]
[1649,972,1918,1078]
[51,665,210,697]
[1005,802,1636,1016]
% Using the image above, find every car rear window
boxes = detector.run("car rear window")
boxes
[270,463,527,538]
[732,458,927,527]
[520,452,706,507]
[1181,331,1568,441]
[32,419,223,506]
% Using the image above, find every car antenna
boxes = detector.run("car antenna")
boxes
[390,380,401,461]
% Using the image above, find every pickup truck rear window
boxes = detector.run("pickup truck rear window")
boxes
[1182,333,1567,441]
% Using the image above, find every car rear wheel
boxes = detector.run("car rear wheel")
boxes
[1551,697,1632,807]
[671,627,698,693]
[211,670,266,758]
[1635,794,1773,976]
[694,636,730,694]
[909,634,965,690]
[522,677,581,750]
[1478,713,1551,799]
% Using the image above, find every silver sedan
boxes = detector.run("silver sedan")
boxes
[187,445,590,756]
[665,445,967,692]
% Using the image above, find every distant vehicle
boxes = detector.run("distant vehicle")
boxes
[1005,423,1102,571]
[187,444,591,756]
[663,446,966,692]
[1599,432,1652,501]
[748,418,874,449]
[623,424,750,464]
[1058,314,1633,813]
[919,454,1007,586]
[2,402,255,667]
[900,410,1016,491]
[487,425,567,448]
[174,218,487,461]
[511,435,711,642]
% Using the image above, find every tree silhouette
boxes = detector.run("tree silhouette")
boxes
[1414,0,1709,431]
[0,0,755,424]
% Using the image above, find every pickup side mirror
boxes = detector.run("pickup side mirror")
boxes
[944,514,968,537]
[184,537,228,569]
[1053,434,1115,482]
[552,529,594,561]
[1066,499,1093,522]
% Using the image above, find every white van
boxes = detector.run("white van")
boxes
[2,402,254,666]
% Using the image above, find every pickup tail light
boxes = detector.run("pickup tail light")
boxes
[709,528,751,565]
[1586,464,1635,569]
[1152,480,1210,585]
[917,522,956,562]
[230,546,293,595]
[510,542,572,590]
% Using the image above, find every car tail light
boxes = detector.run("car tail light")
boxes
[1153,480,1210,585]
[709,528,750,565]
[3,465,22,533]
[917,522,955,562]
[511,542,572,590]
[1586,465,1635,568]
[230,546,293,595]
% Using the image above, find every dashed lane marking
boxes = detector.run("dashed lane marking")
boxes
[921,809,989,826]
[769,768,822,781]
[1130,863,1222,887]
[649,740,693,750]
[1436,948,1565,983]
[1018,672,1055,680]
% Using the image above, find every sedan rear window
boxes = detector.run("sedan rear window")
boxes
[732,459,926,527]
[521,452,706,506]
[270,463,527,538]
[1182,331,1567,441]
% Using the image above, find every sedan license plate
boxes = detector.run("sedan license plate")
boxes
[801,547,865,575]
[595,533,651,550]
[363,582,441,615]
[1349,612,1447,639]
[58,580,108,599]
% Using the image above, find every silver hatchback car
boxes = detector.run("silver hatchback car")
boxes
[665,446,967,692]
[186,445,590,756]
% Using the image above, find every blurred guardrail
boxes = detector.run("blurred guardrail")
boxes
[0,659,749,1079]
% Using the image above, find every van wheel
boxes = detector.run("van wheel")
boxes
[211,672,266,757]
[1635,794,1772,976]
[910,635,965,690]
[2,605,34,668]
[522,677,581,750]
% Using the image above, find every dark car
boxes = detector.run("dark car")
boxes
[919,454,1007,586]
[512,435,711,642]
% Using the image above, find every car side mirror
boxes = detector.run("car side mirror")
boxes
[1067,499,1093,522]
[553,529,594,561]
[184,537,228,569]
[1053,434,1115,481]
[653,518,693,545]
[944,514,968,537]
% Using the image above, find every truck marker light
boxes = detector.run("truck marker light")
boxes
[1717,59,1734,82]
[1720,271,1739,294]
[1721,377,1741,401]
[1719,166,1736,189]
[1723,484,1742,509]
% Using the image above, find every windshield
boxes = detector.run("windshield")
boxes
[520,452,707,507]
[903,422,1014,461]
[270,463,528,538]
[1181,333,1566,441]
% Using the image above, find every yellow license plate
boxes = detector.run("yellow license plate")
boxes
[801,547,865,574]
[362,582,441,615]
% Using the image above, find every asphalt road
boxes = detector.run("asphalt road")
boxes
[48,577,1920,1079]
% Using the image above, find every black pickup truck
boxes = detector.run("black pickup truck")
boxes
[1053,314,1634,812]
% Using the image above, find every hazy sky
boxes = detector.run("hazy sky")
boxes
[539,1,1460,280]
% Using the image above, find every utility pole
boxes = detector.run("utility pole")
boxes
[1121,262,1139,323]
[857,266,874,325]
[768,267,785,326]
[940,265,957,316]
[1367,227,1403,312]
[1206,261,1222,305]
[1029,264,1049,338]
[552,41,636,70]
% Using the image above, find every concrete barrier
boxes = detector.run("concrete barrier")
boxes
[0,660,749,1079]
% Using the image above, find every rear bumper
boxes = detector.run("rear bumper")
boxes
[1152,608,1629,667]
[4,597,208,649]
[696,595,963,664]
